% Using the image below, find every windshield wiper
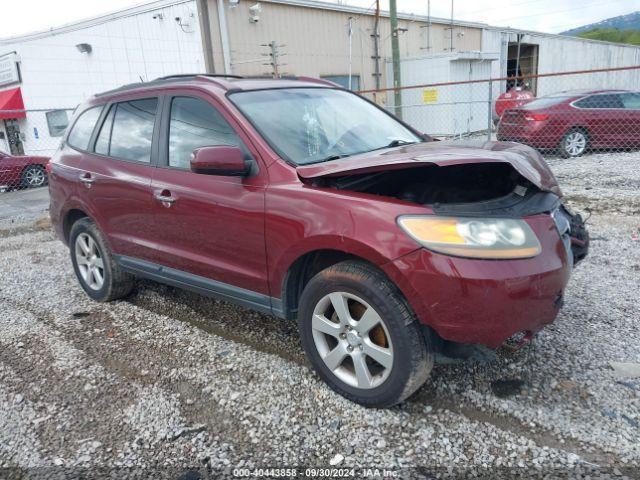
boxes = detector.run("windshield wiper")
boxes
[319,153,350,162]
[385,139,417,148]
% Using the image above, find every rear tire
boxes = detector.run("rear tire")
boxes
[297,260,433,408]
[21,165,47,188]
[559,128,589,158]
[69,218,134,302]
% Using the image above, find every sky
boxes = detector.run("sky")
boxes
[0,0,639,38]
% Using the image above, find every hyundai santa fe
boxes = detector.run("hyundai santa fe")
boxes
[48,75,589,407]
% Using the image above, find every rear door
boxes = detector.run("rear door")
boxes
[149,92,269,296]
[78,97,159,260]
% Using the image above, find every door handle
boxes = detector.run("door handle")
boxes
[154,190,176,206]
[79,173,94,188]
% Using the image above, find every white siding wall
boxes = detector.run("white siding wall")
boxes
[0,0,205,155]
[482,29,640,97]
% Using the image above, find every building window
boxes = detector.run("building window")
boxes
[321,75,361,91]
[46,110,70,137]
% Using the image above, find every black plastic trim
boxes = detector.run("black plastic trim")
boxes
[114,255,283,317]
[430,191,561,218]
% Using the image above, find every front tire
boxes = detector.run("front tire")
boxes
[298,260,433,407]
[21,165,47,188]
[69,218,134,302]
[559,128,589,158]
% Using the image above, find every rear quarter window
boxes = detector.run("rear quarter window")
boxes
[67,106,103,151]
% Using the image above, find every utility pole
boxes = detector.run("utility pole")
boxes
[389,0,402,118]
[371,0,381,93]
[347,17,353,90]
[262,41,285,78]
[449,0,454,51]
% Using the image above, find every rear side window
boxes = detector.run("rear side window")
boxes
[109,98,157,163]
[521,96,567,110]
[574,94,623,109]
[620,92,640,109]
[67,106,103,150]
[168,97,242,169]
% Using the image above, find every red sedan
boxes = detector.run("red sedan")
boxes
[497,89,640,157]
[0,150,50,189]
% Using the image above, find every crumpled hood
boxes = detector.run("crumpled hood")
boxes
[297,140,562,196]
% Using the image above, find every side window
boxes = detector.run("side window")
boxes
[67,106,103,150]
[574,94,623,109]
[168,97,242,169]
[94,105,115,155]
[109,98,157,163]
[621,93,640,109]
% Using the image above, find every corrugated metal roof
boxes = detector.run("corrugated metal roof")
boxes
[261,0,488,29]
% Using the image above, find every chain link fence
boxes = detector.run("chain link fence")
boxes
[359,65,640,158]
[1,108,73,191]
[3,66,640,191]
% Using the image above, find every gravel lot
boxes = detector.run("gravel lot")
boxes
[0,150,639,478]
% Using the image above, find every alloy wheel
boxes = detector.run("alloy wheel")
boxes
[311,292,394,389]
[564,131,587,157]
[25,167,46,187]
[75,233,105,290]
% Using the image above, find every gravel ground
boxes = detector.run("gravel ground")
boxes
[0,150,639,478]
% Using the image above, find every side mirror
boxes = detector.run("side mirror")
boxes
[190,146,251,176]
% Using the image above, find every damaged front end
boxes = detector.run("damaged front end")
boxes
[299,141,589,266]
[298,140,590,352]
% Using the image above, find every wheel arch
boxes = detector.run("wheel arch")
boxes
[63,208,90,244]
[280,249,385,321]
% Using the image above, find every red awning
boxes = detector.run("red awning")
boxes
[0,87,26,120]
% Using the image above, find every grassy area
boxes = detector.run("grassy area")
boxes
[577,28,640,45]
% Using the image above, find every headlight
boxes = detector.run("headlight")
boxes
[397,215,541,259]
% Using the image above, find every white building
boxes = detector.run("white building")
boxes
[0,0,204,156]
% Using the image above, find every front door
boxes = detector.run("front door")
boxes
[150,94,268,295]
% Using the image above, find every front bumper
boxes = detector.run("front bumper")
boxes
[390,214,581,349]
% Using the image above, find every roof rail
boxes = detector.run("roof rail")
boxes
[154,73,244,81]
[295,76,340,87]
[95,74,244,97]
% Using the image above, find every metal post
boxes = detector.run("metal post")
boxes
[427,0,432,51]
[487,78,493,142]
[449,0,454,52]
[348,17,353,90]
[196,0,216,73]
[515,33,523,87]
[372,0,381,92]
[390,0,402,119]
[217,0,232,74]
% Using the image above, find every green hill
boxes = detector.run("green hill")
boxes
[577,28,640,45]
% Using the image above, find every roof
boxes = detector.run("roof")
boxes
[262,0,487,29]
[1,0,487,45]
[0,0,193,44]
[93,74,337,98]
[545,89,633,97]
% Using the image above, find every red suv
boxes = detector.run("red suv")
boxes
[49,75,588,407]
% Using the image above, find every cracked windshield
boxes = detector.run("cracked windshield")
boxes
[231,87,421,165]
